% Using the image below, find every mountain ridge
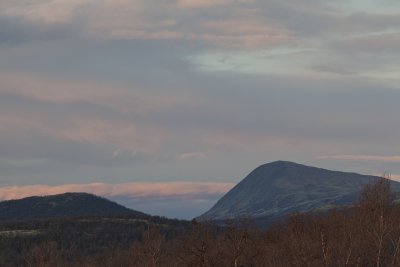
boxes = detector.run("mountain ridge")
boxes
[0,192,148,221]
[198,161,400,221]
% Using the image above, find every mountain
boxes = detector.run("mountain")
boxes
[0,192,148,221]
[198,161,400,222]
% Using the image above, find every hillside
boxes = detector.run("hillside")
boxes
[0,193,190,266]
[198,161,400,221]
[0,192,147,221]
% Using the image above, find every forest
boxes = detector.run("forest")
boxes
[1,178,399,267]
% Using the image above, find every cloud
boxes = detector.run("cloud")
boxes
[0,72,200,156]
[0,98,164,157]
[1,0,178,42]
[0,15,74,45]
[87,0,294,48]
[177,0,252,8]
[0,182,235,201]
[1,70,399,172]
[194,18,293,48]
[334,32,400,54]
[318,155,400,163]
[2,0,400,52]
[1,0,90,24]
[0,72,190,115]
[312,65,357,76]
[178,152,208,161]
[0,0,296,48]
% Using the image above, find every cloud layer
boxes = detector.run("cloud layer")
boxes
[0,182,234,201]
[319,155,400,163]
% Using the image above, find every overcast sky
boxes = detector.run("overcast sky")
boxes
[1,0,400,218]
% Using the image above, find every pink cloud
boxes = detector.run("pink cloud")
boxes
[0,182,235,201]
[201,19,289,36]
[0,72,191,115]
[318,155,400,163]
[0,72,197,153]
[2,0,87,24]
[337,32,400,53]
[178,152,208,160]
[0,111,164,154]
[2,0,294,48]
[190,17,293,48]
[177,0,252,8]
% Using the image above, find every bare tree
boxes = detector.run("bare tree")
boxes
[178,221,218,267]
[132,225,165,267]
[357,176,394,267]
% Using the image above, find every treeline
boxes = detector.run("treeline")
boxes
[2,178,400,266]
[0,215,189,266]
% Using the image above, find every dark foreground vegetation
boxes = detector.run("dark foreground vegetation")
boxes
[1,178,400,266]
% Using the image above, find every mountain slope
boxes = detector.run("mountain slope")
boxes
[198,161,400,221]
[0,192,148,221]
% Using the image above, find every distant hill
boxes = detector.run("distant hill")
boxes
[0,192,148,221]
[198,161,400,223]
[0,193,191,266]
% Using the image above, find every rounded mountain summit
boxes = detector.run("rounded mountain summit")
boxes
[198,161,400,222]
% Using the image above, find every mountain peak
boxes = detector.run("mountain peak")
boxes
[266,160,297,165]
[259,160,305,169]
[260,160,325,170]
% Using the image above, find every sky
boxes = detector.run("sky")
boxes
[1,0,400,219]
